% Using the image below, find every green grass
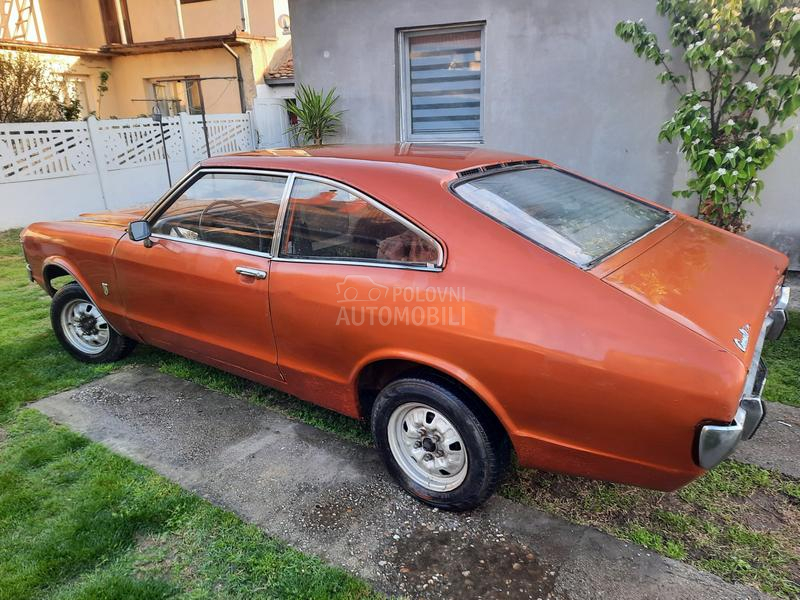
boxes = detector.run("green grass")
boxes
[0,231,119,419]
[0,411,376,600]
[1,229,378,598]
[763,310,800,407]
[2,228,799,598]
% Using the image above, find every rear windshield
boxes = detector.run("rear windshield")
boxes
[452,167,671,268]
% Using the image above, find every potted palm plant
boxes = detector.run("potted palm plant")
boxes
[286,84,344,146]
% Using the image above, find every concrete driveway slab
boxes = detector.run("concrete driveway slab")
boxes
[31,367,767,600]
[734,400,800,478]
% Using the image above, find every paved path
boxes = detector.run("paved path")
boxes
[32,367,768,600]
[735,400,800,477]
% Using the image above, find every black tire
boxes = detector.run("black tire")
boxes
[51,282,137,363]
[371,376,509,511]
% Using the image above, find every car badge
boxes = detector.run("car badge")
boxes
[733,323,750,352]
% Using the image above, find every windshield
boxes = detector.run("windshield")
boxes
[453,167,671,267]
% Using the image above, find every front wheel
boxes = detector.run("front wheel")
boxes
[51,282,137,363]
[371,377,509,511]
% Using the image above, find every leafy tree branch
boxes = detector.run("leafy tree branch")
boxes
[0,51,82,123]
[616,0,800,233]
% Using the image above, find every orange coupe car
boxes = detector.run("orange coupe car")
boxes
[21,145,790,511]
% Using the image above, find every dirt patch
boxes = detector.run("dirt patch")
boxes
[133,531,181,578]
[733,489,797,533]
[504,465,800,597]
[385,525,557,600]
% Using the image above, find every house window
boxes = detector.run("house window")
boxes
[399,23,484,143]
[184,80,202,114]
[152,81,181,116]
[151,78,202,116]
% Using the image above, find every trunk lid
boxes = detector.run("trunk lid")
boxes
[602,218,788,363]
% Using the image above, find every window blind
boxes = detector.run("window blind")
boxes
[408,29,482,136]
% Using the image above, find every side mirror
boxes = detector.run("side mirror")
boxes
[128,220,152,242]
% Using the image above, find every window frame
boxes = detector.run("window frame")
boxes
[183,79,203,115]
[274,174,444,270]
[144,168,445,271]
[146,168,292,259]
[398,22,486,144]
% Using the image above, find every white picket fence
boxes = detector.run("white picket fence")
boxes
[0,112,258,229]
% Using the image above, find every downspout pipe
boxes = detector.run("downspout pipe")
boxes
[174,0,186,39]
[222,42,247,114]
[239,0,250,33]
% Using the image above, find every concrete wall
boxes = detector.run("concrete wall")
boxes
[0,37,283,119]
[127,0,183,43]
[181,0,276,38]
[102,45,257,116]
[289,0,800,268]
[2,0,106,46]
[128,0,275,42]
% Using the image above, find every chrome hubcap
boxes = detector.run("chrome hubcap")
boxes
[60,299,110,355]
[387,402,468,492]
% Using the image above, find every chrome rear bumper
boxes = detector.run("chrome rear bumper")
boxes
[697,406,747,469]
[766,285,790,340]
[697,360,767,470]
[696,285,789,470]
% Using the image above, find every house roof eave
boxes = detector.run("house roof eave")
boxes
[0,39,106,57]
[102,31,275,56]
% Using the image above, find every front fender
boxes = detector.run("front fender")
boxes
[42,256,94,297]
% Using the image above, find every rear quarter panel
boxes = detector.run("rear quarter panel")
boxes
[269,170,746,490]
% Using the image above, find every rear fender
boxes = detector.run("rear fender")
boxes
[350,348,518,438]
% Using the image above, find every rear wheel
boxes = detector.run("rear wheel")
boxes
[51,282,137,363]
[371,377,509,511]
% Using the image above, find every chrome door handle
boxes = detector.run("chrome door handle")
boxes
[235,266,267,279]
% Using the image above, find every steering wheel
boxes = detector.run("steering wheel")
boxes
[197,200,265,253]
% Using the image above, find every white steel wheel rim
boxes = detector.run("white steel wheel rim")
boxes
[60,298,110,355]
[387,402,468,492]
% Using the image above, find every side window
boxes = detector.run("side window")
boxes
[152,173,287,254]
[279,178,440,267]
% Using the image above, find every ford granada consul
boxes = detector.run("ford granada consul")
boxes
[21,145,790,511]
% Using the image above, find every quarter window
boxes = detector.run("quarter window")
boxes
[152,173,287,254]
[279,178,440,267]
[399,24,484,142]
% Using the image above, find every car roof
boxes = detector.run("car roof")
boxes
[200,144,540,179]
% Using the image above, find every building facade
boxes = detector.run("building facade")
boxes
[288,0,799,267]
[0,0,293,118]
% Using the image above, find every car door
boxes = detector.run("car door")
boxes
[114,169,287,382]
[267,175,444,413]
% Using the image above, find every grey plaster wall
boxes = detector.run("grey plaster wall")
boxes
[289,0,799,267]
